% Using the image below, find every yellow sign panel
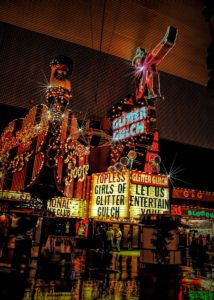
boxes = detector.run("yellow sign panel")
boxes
[0,190,31,201]
[90,171,130,219]
[130,184,170,218]
[47,197,85,218]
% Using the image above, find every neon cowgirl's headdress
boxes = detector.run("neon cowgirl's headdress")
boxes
[131,47,147,66]
[50,55,73,77]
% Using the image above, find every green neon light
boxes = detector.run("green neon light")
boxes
[187,209,214,219]
[189,290,214,300]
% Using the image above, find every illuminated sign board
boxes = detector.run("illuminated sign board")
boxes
[112,107,147,142]
[171,205,214,220]
[47,197,86,218]
[90,171,130,219]
[131,171,169,187]
[130,184,170,217]
[0,190,31,201]
[172,188,214,202]
[187,209,214,219]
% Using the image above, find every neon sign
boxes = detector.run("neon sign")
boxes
[112,107,147,142]
[188,209,214,219]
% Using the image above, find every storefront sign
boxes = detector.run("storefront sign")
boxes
[187,209,214,219]
[112,107,147,142]
[171,205,214,220]
[172,188,214,202]
[130,184,170,217]
[89,171,130,218]
[0,190,31,201]
[47,197,86,218]
[131,171,169,187]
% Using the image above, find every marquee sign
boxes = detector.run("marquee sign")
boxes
[89,171,130,219]
[89,171,171,219]
[47,197,86,218]
[129,184,170,217]
[112,107,147,142]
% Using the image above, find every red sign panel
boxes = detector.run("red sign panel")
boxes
[172,188,214,202]
[171,205,182,215]
[131,171,169,187]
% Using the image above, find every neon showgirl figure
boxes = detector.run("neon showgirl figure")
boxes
[132,26,177,101]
